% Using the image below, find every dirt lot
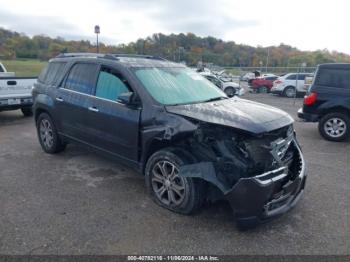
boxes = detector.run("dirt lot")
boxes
[0,93,349,255]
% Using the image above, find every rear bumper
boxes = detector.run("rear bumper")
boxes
[0,97,33,111]
[298,108,319,122]
[225,139,306,229]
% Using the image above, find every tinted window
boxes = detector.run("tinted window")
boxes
[65,63,98,94]
[297,74,306,81]
[95,68,129,101]
[46,62,66,85]
[286,74,296,80]
[38,62,66,85]
[38,65,49,83]
[0,65,4,72]
[315,68,350,89]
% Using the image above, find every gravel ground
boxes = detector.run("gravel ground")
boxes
[0,93,349,255]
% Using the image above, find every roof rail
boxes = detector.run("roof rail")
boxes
[55,53,167,61]
[111,54,167,61]
[55,53,117,60]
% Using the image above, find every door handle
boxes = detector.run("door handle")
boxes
[88,106,99,112]
[56,97,64,102]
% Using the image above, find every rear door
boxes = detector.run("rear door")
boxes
[296,74,307,91]
[55,62,99,141]
[86,65,141,162]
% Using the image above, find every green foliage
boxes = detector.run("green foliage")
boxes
[1,28,350,67]
[2,59,47,76]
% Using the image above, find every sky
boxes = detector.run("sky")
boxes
[0,0,349,54]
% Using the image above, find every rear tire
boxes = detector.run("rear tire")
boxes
[145,148,206,215]
[21,107,33,117]
[36,113,66,153]
[283,86,296,98]
[318,112,350,142]
[258,86,268,93]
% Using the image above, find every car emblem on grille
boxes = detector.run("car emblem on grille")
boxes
[270,135,293,164]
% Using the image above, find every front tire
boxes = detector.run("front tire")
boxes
[145,148,205,215]
[36,113,66,153]
[319,112,350,141]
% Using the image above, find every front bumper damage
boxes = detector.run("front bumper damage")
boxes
[180,137,306,229]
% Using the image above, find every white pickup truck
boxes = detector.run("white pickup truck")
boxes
[0,62,37,116]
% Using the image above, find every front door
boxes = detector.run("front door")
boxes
[85,66,141,162]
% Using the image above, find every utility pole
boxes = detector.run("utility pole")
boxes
[265,47,270,73]
[94,25,100,53]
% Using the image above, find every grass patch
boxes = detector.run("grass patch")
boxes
[1,59,47,77]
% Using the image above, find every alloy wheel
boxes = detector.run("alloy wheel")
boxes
[285,87,296,98]
[324,117,347,138]
[151,160,186,207]
[39,119,54,149]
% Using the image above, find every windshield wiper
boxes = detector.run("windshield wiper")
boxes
[202,96,228,103]
[167,96,227,106]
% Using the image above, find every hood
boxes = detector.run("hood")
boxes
[165,97,294,134]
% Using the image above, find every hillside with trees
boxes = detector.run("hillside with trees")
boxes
[1,27,350,67]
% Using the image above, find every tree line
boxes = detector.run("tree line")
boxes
[1,28,350,67]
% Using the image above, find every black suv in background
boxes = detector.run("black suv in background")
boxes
[33,53,306,229]
[298,63,350,141]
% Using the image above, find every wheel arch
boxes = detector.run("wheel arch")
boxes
[34,107,52,123]
[142,140,194,175]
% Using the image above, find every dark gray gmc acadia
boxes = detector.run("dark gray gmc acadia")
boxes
[32,53,307,229]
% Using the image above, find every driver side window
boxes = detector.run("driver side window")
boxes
[95,67,129,101]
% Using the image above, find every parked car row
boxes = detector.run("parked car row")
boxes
[248,72,314,98]
[245,65,349,141]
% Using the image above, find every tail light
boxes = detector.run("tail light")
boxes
[304,92,317,105]
[274,80,283,84]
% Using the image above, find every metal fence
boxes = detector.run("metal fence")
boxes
[222,66,316,76]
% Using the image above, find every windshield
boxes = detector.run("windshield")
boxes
[134,67,227,105]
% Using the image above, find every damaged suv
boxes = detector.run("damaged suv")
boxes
[32,53,306,229]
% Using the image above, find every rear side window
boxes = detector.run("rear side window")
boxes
[95,68,130,101]
[286,74,296,80]
[38,62,66,86]
[297,74,306,80]
[46,62,66,85]
[315,68,350,89]
[38,65,49,83]
[0,65,4,72]
[65,63,98,94]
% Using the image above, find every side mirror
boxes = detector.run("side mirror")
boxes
[117,92,134,104]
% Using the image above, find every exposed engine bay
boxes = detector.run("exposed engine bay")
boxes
[179,122,299,190]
